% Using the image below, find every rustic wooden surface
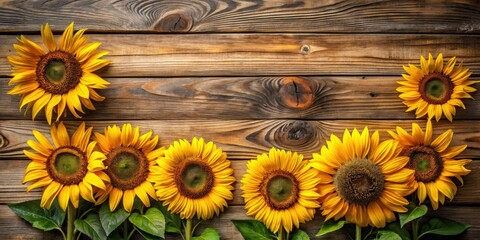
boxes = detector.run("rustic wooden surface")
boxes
[0,0,479,239]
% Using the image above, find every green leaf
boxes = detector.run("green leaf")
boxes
[399,204,427,227]
[232,220,276,240]
[192,228,221,240]
[75,213,107,240]
[99,203,130,235]
[8,199,64,231]
[316,219,346,236]
[419,217,470,238]
[154,202,182,234]
[375,230,402,240]
[48,199,66,228]
[290,229,310,240]
[385,222,410,240]
[136,229,159,240]
[129,207,165,238]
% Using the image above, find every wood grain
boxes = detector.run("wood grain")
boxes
[1,120,479,160]
[2,34,480,77]
[2,76,479,121]
[2,159,479,206]
[1,204,478,240]
[0,0,479,33]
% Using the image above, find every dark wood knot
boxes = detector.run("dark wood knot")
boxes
[278,77,314,109]
[301,45,310,54]
[154,11,193,32]
[275,121,314,147]
[0,132,7,149]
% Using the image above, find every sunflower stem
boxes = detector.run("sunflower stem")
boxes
[412,219,419,240]
[355,225,362,240]
[185,219,193,240]
[66,203,76,240]
[278,227,285,240]
[123,220,128,240]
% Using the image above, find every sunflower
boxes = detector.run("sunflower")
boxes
[241,148,321,234]
[7,22,110,124]
[398,53,478,122]
[155,138,236,220]
[388,120,471,210]
[310,127,415,228]
[22,122,107,211]
[93,124,164,212]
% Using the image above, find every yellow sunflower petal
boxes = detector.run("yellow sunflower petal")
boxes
[122,189,136,212]
[58,22,74,52]
[41,23,56,51]
[105,188,122,211]
[41,181,62,209]
[45,94,62,125]
[57,185,71,211]
[32,93,52,120]
[430,129,453,153]
[368,201,385,228]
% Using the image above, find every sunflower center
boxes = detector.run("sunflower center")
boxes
[334,158,385,205]
[419,73,453,104]
[46,146,88,185]
[405,145,443,183]
[261,170,299,210]
[46,61,66,83]
[106,146,149,190]
[175,159,214,199]
[36,50,82,94]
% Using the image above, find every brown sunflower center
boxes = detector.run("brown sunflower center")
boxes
[405,145,443,183]
[36,50,82,94]
[174,159,214,199]
[260,170,299,210]
[105,146,149,190]
[419,73,453,104]
[46,146,88,185]
[334,158,385,205]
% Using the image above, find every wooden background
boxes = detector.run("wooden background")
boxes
[0,0,480,239]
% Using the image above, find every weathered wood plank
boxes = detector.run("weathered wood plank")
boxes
[1,120,479,160]
[2,76,479,121]
[2,159,479,206]
[0,0,479,33]
[2,34,480,77]
[1,204,478,240]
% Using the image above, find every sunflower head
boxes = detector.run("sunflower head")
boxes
[310,127,415,228]
[241,148,321,234]
[22,122,107,211]
[7,22,110,124]
[155,138,236,220]
[93,124,164,212]
[388,120,471,210]
[398,53,478,122]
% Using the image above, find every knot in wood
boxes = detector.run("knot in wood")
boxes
[0,132,7,149]
[301,45,310,54]
[278,77,314,109]
[275,121,314,147]
[154,11,193,32]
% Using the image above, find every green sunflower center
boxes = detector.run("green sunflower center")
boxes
[110,152,139,180]
[405,145,443,183]
[175,159,214,199]
[268,175,294,203]
[36,50,82,94]
[47,146,88,185]
[46,61,66,83]
[55,152,80,176]
[106,146,149,190]
[419,72,453,104]
[334,158,385,205]
[261,170,299,210]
